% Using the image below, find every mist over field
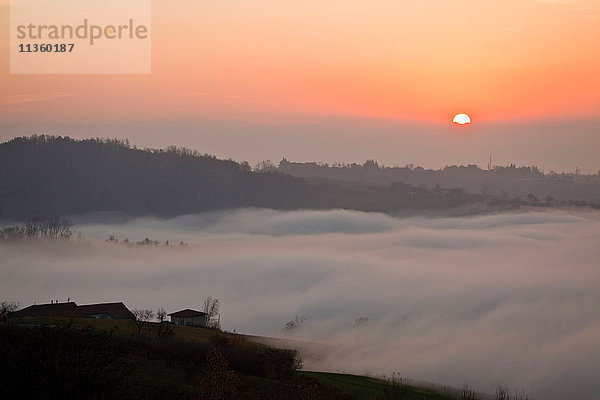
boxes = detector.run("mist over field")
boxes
[1,209,599,399]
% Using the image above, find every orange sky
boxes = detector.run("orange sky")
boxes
[1,0,599,124]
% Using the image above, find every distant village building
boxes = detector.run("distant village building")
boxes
[168,309,208,327]
[9,301,135,320]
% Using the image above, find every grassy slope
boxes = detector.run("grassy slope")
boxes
[3,319,346,399]
[301,371,450,400]
[11,317,453,399]
[10,316,235,343]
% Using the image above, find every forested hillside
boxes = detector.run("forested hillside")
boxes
[0,136,474,219]
[278,159,600,201]
[0,136,310,218]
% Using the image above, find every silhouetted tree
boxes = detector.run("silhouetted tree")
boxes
[254,160,277,173]
[202,297,221,329]
[495,386,509,400]
[156,307,167,322]
[25,216,72,239]
[0,226,26,241]
[197,348,238,400]
[461,383,476,400]
[284,314,306,332]
[0,300,20,312]
[133,308,154,336]
[155,307,174,338]
[382,371,409,399]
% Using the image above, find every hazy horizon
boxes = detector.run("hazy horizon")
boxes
[1,114,599,174]
[2,0,600,173]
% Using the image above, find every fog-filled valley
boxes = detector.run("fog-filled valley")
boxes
[2,208,598,399]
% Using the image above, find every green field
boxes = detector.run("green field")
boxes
[301,371,452,400]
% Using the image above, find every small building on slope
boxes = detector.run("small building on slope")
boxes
[78,302,135,320]
[168,309,208,327]
[9,302,84,319]
[8,301,135,320]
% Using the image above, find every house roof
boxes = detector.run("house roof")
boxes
[8,301,135,320]
[168,309,207,318]
[78,302,135,320]
[9,302,84,318]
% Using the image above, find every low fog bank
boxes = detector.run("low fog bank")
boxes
[1,209,599,399]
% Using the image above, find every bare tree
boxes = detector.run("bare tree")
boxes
[284,314,306,332]
[253,160,277,173]
[495,386,509,400]
[461,383,476,400]
[1,216,71,241]
[0,226,26,241]
[156,308,166,323]
[155,307,174,338]
[132,308,154,336]
[25,216,72,239]
[513,390,528,400]
[202,297,221,329]
[1,300,20,312]
[382,371,409,400]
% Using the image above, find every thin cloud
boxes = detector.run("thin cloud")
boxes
[531,0,600,13]
[502,26,522,33]
[182,92,246,99]
[0,92,75,106]
[531,0,575,4]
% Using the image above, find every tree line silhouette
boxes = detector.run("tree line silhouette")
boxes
[0,136,477,219]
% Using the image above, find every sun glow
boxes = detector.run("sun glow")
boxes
[453,114,471,125]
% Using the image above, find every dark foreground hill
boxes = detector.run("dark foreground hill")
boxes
[0,321,350,400]
[0,318,454,400]
[0,136,475,219]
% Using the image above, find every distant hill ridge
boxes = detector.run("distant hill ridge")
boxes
[0,135,309,219]
[278,158,600,201]
[0,135,483,219]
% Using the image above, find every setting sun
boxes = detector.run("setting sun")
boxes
[453,114,471,125]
